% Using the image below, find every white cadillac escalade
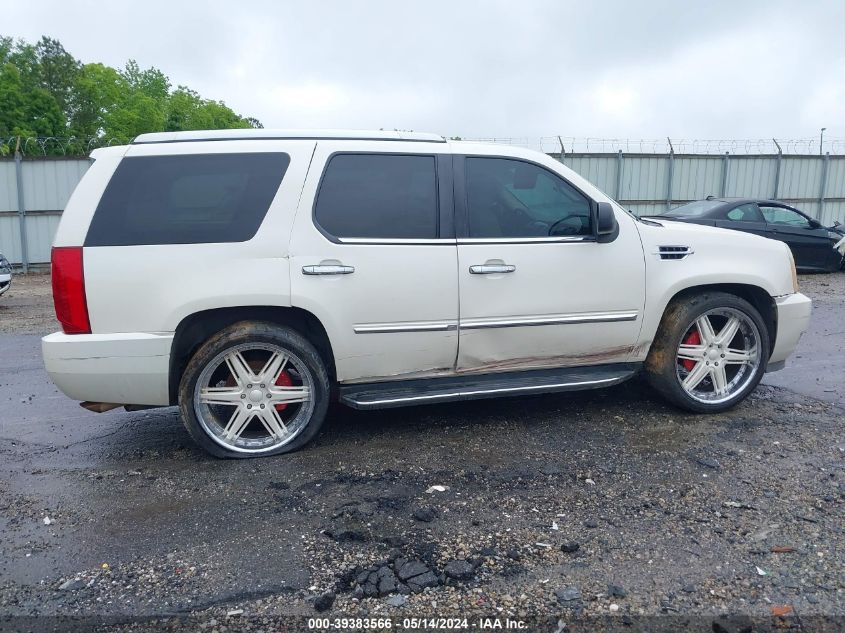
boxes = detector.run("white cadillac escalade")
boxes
[42,129,812,458]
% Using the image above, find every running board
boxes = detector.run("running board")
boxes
[339,363,640,410]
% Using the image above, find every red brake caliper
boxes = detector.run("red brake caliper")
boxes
[274,370,293,411]
[681,330,700,371]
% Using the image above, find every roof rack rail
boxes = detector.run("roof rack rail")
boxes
[131,129,446,145]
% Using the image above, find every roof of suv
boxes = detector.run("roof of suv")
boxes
[132,129,447,145]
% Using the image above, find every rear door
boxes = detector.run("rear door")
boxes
[289,143,459,383]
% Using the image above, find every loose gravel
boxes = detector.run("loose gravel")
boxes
[0,273,843,632]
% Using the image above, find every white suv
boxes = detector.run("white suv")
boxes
[43,130,812,458]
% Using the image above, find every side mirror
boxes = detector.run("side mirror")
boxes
[595,202,618,243]
[808,218,821,229]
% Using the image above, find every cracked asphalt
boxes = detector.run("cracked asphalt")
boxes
[0,272,843,632]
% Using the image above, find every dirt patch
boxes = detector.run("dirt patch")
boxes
[0,272,58,335]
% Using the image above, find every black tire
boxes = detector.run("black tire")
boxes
[645,292,770,414]
[178,321,330,458]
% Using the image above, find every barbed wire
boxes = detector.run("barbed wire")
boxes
[0,136,126,157]
[4,135,845,157]
[464,136,845,155]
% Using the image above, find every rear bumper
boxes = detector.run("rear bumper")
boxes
[768,292,812,368]
[42,332,173,406]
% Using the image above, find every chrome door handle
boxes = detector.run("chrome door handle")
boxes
[469,264,516,274]
[302,264,355,275]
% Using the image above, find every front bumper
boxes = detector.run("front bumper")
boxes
[0,272,11,296]
[767,292,812,369]
[42,332,174,406]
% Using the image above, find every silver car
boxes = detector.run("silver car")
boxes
[0,253,11,297]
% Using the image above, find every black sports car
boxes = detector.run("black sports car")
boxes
[647,198,845,272]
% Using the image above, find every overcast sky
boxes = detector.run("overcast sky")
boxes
[5,0,844,144]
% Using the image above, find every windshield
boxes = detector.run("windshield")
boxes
[661,200,723,217]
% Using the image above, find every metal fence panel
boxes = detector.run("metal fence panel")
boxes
[779,157,823,200]
[620,155,668,202]
[672,156,723,201]
[821,200,845,225]
[0,158,91,266]
[0,215,22,263]
[562,155,618,195]
[725,157,777,198]
[21,159,91,212]
[826,156,845,197]
[1,154,844,267]
[0,162,17,212]
[24,213,62,263]
[624,202,665,217]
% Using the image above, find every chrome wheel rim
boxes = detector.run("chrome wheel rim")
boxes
[675,308,761,405]
[193,343,315,454]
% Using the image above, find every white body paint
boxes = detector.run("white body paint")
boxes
[43,130,811,406]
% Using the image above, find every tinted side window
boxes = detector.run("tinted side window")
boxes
[466,158,592,238]
[760,205,810,228]
[85,153,290,246]
[726,203,764,222]
[315,154,438,239]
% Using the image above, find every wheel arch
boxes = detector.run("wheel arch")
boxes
[647,283,777,360]
[169,306,335,405]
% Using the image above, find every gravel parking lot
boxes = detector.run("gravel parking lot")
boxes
[0,273,843,632]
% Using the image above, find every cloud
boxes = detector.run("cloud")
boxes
[5,0,844,141]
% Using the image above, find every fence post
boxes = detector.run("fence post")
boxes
[772,138,782,199]
[615,150,623,200]
[14,143,29,274]
[819,152,830,220]
[720,152,729,197]
[666,149,674,211]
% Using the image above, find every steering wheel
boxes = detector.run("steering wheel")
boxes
[547,215,582,236]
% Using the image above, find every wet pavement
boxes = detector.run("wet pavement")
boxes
[0,273,843,630]
[762,274,845,408]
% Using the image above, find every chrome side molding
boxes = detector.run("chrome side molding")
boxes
[354,321,458,334]
[353,311,639,334]
[460,311,638,330]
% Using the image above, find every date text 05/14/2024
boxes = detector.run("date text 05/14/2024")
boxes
[307,617,528,630]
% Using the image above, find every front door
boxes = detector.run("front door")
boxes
[290,144,458,383]
[759,204,832,269]
[454,155,645,373]
[714,202,769,239]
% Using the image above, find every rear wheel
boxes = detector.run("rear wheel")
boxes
[178,321,330,458]
[645,292,769,413]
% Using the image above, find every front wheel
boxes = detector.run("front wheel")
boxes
[645,292,770,413]
[178,321,330,458]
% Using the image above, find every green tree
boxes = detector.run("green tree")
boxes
[70,63,124,138]
[34,36,80,119]
[0,63,63,138]
[0,35,263,154]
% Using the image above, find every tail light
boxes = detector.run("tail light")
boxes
[51,247,91,334]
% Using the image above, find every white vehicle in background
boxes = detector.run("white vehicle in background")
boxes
[0,252,11,296]
[42,129,811,458]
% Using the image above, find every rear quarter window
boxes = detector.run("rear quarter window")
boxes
[84,153,290,246]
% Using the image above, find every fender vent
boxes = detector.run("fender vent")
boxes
[656,245,694,260]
